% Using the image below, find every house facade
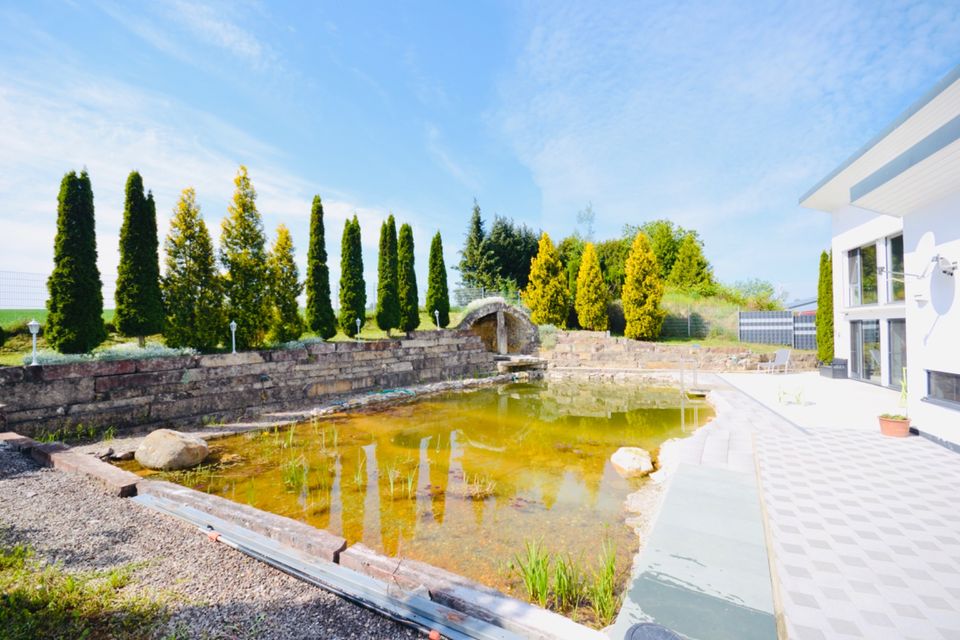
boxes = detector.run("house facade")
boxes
[801,64,960,447]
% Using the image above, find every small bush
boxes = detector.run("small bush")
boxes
[24,342,196,366]
[607,300,625,336]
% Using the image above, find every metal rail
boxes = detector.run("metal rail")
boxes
[133,494,521,640]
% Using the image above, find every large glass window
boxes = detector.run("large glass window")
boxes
[847,244,878,306]
[889,319,907,390]
[888,235,905,302]
[850,320,881,384]
[928,371,960,407]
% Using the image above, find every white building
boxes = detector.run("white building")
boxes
[801,64,960,447]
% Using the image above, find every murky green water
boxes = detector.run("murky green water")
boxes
[136,380,712,605]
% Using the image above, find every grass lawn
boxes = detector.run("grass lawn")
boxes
[0,308,467,366]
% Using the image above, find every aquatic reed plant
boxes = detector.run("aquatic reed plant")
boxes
[553,553,586,612]
[404,469,416,499]
[353,450,366,491]
[464,474,497,501]
[386,465,398,499]
[281,456,309,492]
[284,424,296,449]
[514,540,551,607]
[589,539,618,626]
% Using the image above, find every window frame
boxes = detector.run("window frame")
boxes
[926,370,960,409]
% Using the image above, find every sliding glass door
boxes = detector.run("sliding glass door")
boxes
[889,319,907,390]
[850,320,881,384]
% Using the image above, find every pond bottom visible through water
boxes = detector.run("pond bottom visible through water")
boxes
[132,380,713,625]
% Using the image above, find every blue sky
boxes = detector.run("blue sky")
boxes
[1,0,959,304]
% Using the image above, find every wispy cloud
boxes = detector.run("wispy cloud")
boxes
[493,0,960,295]
[426,124,481,192]
[98,0,279,72]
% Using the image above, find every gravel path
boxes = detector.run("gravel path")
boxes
[0,443,419,640]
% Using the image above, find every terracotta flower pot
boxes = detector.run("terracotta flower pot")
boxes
[879,416,911,438]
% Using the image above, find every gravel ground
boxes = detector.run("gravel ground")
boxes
[0,443,419,640]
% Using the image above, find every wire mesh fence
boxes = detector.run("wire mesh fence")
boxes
[0,270,117,309]
[452,286,522,308]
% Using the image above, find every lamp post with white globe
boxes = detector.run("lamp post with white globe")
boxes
[229,320,237,354]
[27,319,40,366]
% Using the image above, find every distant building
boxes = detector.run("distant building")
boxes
[801,64,960,446]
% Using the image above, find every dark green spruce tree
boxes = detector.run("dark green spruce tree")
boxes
[46,170,107,353]
[426,231,450,328]
[338,216,366,337]
[375,215,399,334]
[457,200,497,290]
[115,171,163,347]
[305,195,337,339]
[397,223,419,333]
[816,250,834,363]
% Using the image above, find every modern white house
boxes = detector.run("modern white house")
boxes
[801,64,960,447]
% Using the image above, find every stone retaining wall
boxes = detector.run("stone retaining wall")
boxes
[542,331,817,372]
[0,330,496,438]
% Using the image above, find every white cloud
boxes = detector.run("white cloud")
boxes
[493,0,960,296]
[426,124,481,192]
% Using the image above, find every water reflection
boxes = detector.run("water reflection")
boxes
[178,380,713,593]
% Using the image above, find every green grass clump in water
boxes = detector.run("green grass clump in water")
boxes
[281,456,309,492]
[553,553,586,612]
[0,542,166,640]
[514,539,551,607]
[589,539,619,626]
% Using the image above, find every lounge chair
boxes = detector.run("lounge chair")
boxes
[758,349,791,373]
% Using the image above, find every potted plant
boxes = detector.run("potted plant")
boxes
[879,368,910,437]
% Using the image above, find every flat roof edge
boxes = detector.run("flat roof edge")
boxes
[799,61,960,206]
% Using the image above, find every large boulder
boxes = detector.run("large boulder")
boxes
[611,446,654,478]
[135,429,209,471]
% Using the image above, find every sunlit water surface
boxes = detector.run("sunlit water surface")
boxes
[138,381,712,598]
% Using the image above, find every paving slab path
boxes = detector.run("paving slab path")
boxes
[615,373,960,640]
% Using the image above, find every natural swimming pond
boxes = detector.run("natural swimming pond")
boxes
[131,380,712,622]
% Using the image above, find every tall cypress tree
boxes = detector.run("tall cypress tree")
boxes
[375,215,399,334]
[816,250,834,363]
[305,195,337,339]
[426,231,450,328]
[115,171,163,347]
[162,188,224,351]
[46,170,107,353]
[267,224,304,343]
[622,232,665,340]
[220,166,271,350]
[575,243,609,331]
[524,232,569,327]
[339,216,366,337]
[397,223,419,333]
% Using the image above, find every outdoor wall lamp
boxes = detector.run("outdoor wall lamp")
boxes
[27,319,40,366]
[229,320,237,354]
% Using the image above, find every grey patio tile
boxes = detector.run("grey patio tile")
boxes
[860,610,895,627]
[827,617,862,636]
[849,579,880,595]
[890,602,926,619]
[788,591,819,608]
[917,594,953,610]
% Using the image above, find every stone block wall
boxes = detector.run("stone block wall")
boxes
[0,331,495,438]
[541,331,817,372]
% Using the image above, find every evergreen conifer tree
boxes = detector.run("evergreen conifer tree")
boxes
[426,232,450,328]
[816,250,834,363]
[575,243,609,330]
[162,188,224,351]
[376,215,399,334]
[339,216,366,337]
[305,195,337,339]
[397,223,420,333]
[457,200,497,290]
[46,170,107,353]
[667,233,713,292]
[115,171,164,347]
[219,166,271,350]
[267,224,304,344]
[622,232,665,340]
[523,233,568,327]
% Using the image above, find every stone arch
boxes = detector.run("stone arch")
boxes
[455,298,539,355]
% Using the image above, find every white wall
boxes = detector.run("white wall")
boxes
[830,206,905,385]
[903,190,960,444]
